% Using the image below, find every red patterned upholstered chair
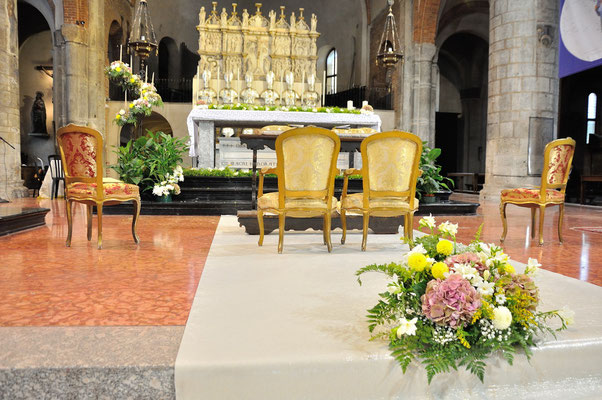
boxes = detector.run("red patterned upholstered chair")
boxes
[57,124,141,249]
[500,137,576,245]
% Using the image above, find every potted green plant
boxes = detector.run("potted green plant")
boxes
[111,130,189,202]
[417,143,454,203]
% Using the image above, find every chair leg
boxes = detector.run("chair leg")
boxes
[322,214,328,245]
[97,203,103,250]
[558,203,565,244]
[406,213,414,241]
[66,199,73,247]
[500,202,508,243]
[538,205,546,246]
[530,208,536,239]
[340,209,347,245]
[361,212,369,252]
[51,180,55,200]
[132,198,141,244]
[257,210,265,246]
[278,213,285,254]
[86,205,93,241]
[324,213,333,252]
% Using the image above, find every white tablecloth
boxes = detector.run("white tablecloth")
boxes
[175,216,602,400]
[186,108,382,167]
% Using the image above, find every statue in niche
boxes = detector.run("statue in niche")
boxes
[269,10,276,29]
[303,74,320,107]
[256,41,270,75]
[290,12,296,30]
[311,14,317,32]
[281,71,299,107]
[245,41,257,74]
[261,71,279,106]
[31,91,48,135]
[199,7,206,25]
[221,8,228,26]
[242,9,249,27]
[241,73,259,104]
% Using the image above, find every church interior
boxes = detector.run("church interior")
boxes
[1,0,602,398]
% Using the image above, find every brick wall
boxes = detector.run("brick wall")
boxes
[63,0,88,25]
[413,0,441,44]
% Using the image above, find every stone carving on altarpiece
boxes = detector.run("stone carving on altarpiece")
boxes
[196,2,320,94]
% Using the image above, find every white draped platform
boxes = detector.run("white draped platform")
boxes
[175,216,602,399]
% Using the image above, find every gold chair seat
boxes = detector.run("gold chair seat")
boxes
[258,191,337,212]
[501,188,564,202]
[68,182,140,199]
[341,192,419,211]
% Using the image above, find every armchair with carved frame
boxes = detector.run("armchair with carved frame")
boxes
[500,137,576,245]
[339,131,422,251]
[256,127,341,253]
[56,124,141,249]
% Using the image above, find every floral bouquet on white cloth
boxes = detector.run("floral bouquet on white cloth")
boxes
[152,166,184,197]
[356,215,574,383]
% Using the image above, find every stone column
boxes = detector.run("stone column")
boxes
[0,0,27,199]
[481,0,559,200]
[409,42,438,145]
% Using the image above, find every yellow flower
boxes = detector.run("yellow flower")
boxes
[115,67,121,72]
[504,263,515,274]
[431,262,449,279]
[408,253,428,272]
[129,103,134,108]
[115,114,121,119]
[436,239,454,256]
[130,77,136,83]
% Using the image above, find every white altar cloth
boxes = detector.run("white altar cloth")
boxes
[175,216,602,400]
[186,108,382,167]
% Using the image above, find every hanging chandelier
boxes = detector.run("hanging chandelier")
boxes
[376,0,403,69]
[128,0,158,64]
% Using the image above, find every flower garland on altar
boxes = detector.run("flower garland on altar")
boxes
[105,61,163,126]
[356,215,573,383]
[195,101,374,115]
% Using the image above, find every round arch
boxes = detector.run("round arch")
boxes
[119,112,174,146]
[20,0,55,44]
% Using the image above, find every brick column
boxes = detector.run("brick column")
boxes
[0,0,27,199]
[481,0,560,200]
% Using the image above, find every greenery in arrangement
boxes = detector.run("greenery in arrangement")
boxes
[356,216,573,383]
[105,61,163,126]
[197,102,367,115]
[111,131,188,195]
[183,167,362,180]
[417,143,454,198]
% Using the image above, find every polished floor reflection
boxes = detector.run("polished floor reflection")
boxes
[1,195,600,328]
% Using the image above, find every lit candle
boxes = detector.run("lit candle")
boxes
[119,45,122,62]
[145,65,148,83]
[124,88,127,108]
[322,70,326,105]
[130,55,133,69]
[347,100,353,110]
[152,72,155,86]
[362,100,368,108]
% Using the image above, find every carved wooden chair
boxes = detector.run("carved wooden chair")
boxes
[500,137,576,245]
[339,131,422,251]
[257,126,340,253]
[56,124,141,249]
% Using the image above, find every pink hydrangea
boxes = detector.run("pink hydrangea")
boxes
[421,274,482,328]
[445,252,487,274]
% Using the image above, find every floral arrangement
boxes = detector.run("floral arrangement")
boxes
[152,166,184,197]
[198,102,364,115]
[356,215,574,383]
[182,166,362,180]
[105,61,163,126]
[361,104,374,115]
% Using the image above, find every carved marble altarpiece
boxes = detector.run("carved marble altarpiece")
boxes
[194,2,322,107]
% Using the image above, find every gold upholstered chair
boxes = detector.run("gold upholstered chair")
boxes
[57,124,141,249]
[340,131,422,251]
[500,137,576,245]
[257,126,341,253]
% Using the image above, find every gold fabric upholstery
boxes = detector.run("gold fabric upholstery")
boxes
[282,135,335,191]
[341,193,419,211]
[339,131,422,251]
[500,137,576,246]
[367,138,417,192]
[256,127,341,253]
[57,124,141,250]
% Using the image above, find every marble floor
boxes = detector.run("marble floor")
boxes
[1,195,602,398]
[0,195,601,328]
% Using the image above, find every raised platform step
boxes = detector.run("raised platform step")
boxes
[0,207,50,236]
[102,200,253,216]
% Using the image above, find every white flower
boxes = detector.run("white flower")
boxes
[495,294,506,305]
[492,306,512,330]
[557,306,575,326]
[485,252,509,268]
[476,280,495,296]
[438,221,458,237]
[119,109,126,115]
[453,263,479,282]
[419,214,436,230]
[525,258,541,275]
[483,270,491,280]
[396,317,418,338]
[152,185,163,196]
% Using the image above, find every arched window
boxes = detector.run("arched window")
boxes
[587,92,597,144]
[326,48,337,94]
